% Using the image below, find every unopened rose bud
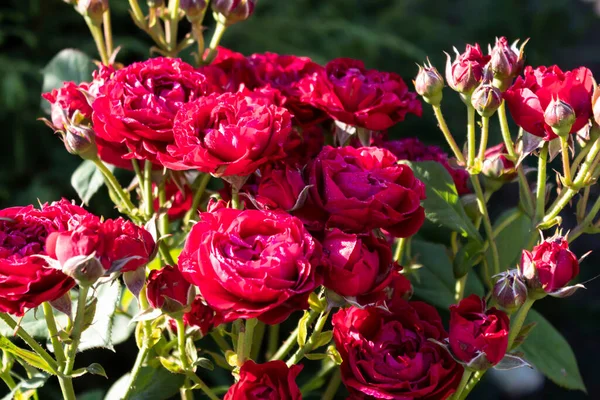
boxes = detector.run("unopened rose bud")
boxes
[489,37,526,91]
[77,0,109,26]
[414,63,444,106]
[63,125,97,160]
[180,0,208,22]
[493,270,527,313]
[481,143,516,188]
[212,0,255,25]
[445,43,490,96]
[592,86,600,127]
[544,98,576,138]
[147,266,193,314]
[63,254,105,287]
[471,83,502,117]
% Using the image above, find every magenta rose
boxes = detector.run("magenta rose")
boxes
[92,57,212,165]
[333,298,463,399]
[178,207,322,324]
[282,125,325,168]
[0,200,94,315]
[161,88,292,177]
[200,47,259,92]
[224,360,302,400]
[298,58,421,131]
[504,65,594,140]
[306,145,426,237]
[147,265,191,312]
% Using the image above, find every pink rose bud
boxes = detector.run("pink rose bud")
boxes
[492,270,528,313]
[77,0,109,26]
[519,236,579,295]
[471,83,502,117]
[481,143,516,183]
[445,43,490,95]
[147,266,192,313]
[64,125,98,160]
[414,62,444,106]
[593,86,600,127]
[544,98,576,138]
[212,0,256,25]
[180,0,208,22]
[489,37,526,91]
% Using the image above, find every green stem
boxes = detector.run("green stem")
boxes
[470,175,500,275]
[467,105,476,168]
[477,116,489,164]
[322,369,342,400]
[121,345,150,400]
[210,331,232,353]
[202,21,227,65]
[131,159,144,194]
[235,319,258,365]
[286,311,330,367]
[231,185,241,210]
[508,298,535,350]
[143,161,154,218]
[559,136,573,186]
[63,286,90,377]
[192,22,206,66]
[42,303,76,400]
[432,105,466,164]
[103,8,114,59]
[536,142,548,223]
[458,370,485,400]
[570,193,600,241]
[0,314,60,375]
[393,237,406,263]
[93,158,139,221]
[166,0,181,55]
[128,0,146,24]
[453,369,473,400]
[250,321,266,361]
[157,181,170,266]
[183,174,211,225]
[266,324,280,359]
[270,311,319,361]
[455,276,467,302]
[0,352,21,400]
[138,285,153,342]
[84,17,109,65]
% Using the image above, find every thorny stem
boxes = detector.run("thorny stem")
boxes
[322,369,342,400]
[286,311,330,367]
[559,136,573,187]
[143,160,154,218]
[467,105,476,168]
[432,105,466,164]
[535,142,548,223]
[103,8,114,59]
[63,286,90,378]
[270,311,319,361]
[470,175,500,275]
[477,116,489,164]
[84,17,109,65]
[122,345,150,400]
[453,369,473,400]
[202,21,227,65]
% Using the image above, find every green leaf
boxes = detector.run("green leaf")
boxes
[410,240,484,309]
[0,336,54,374]
[105,367,186,400]
[0,310,69,339]
[193,357,215,371]
[41,48,94,113]
[402,161,482,241]
[313,330,333,349]
[86,363,108,379]
[304,353,327,360]
[453,239,484,279]
[486,208,533,271]
[0,372,49,400]
[297,311,310,347]
[521,310,586,392]
[79,282,123,351]
[71,160,112,205]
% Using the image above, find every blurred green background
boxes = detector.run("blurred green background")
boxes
[1,0,600,398]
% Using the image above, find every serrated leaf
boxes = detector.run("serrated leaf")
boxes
[79,282,121,351]
[521,310,586,392]
[297,311,310,347]
[0,336,54,374]
[0,309,69,339]
[494,354,532,370]
[402,161,482,241]
[71,160,112,205]
[308,292,323,313]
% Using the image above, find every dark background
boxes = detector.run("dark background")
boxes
[1,0,600,398]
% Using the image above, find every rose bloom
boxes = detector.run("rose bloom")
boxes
[0,200,93,315]
[306,146,425,237]
[520,236,579,293]
[333,298,463,399]
[282,125,326,168]
[42,81,92,130]
[178,206,322,324]
[248,163,307,211]
[224,360,302,400]
[445,43,490,94]
[200,47,259,92]
[449,294,510,367]
[321,228,393,299]
[92,57,212,165]
[299,58,421,131]
[182,295,222,336]
[161,88,292,177]
[146,265,191,311]
[152,181,194,221]
[504,65,594,140]
[380,137,470,195]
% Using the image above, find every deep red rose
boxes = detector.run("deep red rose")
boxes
[504,65,594,140]
[200,47,259,92]
[445,43,490,94]
[321,229,392,298]
[152,181,194,221]
[282,125,325,168]
[147,265,191,311]
[88,64,116,99]
[42,81,93,130]
[0,200,94,315]
[161,88,292,177]
[182,295,222,336]
[381,137,470,195]
[250,164,307,211]
[92,57,212,165]
[333,299,463,400]
[306,146,426,237]
[298,58,421,131]
[224,360,302,400]
[520,236,579,293]
[449,294,510,367]
[178,207,322,324]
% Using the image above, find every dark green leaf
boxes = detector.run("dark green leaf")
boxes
[402,161,482,241]
[486,208,533,271]
[453,239,484,278]
[521,310,586,392]
[71,160,112,205]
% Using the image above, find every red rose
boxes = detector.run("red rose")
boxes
[92,57,212,165]
[200,47,259,92]
[152,181,194,221]
[161,89,292,177]
[519,236,579,293]
[445,43,490,94]
[182,295,222,336]
[147,265,191,312]
[42,81,93,130]
[504,65,594,140]
[449,294,510,367]
[321,229,392,298]
[282,125,325,168]
[306,146,426,237]
[224,360,302,400]
[332,299,463,399]
[0,200,94,315]
[178,207,322,324]
[298,58,421,131]
[251,164,307,211]
[250,52,327,126]
[381,137,470,195]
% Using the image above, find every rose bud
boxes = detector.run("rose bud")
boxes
[471,83,502,117]
[414,62,444,106]
[147,266,192,313]
[449,295,510,369]
[42,81,93,131]
[224,360,302,400]
[180,0,208,22]
[593,85,600,126]
[489,37,526,91]
[544,98,576,138]
[212,0,256,25]
[182,296,222,336]
[492,270,528,313]
[481,143,516,190]
[519,235,581,297]
[63,124,98,160]
[76,0,109,26]
[445,43,490,96]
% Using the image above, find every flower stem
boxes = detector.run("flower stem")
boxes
[453,369,473,400]
[470,175,500,275]
[183,174,211,225]
[508,298,535,350]
[192,22,206,67]
[432,105,465,164]
[266,324,280,359]
[322,369,342,400]
[270,311,319,361]
[128,0,145,24]
[1,351,23,400]
[467,105,476,168]
[42,303,75,400]
[202,21,227,65]
[535,142,548,223]
[103,7,114,59]
[166,0,181,55]
[121,345,150,400]
[393,237,406,263]
[286,311,330,367]
[458,370,485,400]
[559,136,573,187]
[143,160,154,218]
[210,331,232,353]
[93,158,140,222]
[570,193,600,241]
[250,321,266,361]
[63,286,90,377]
[235,319,258,365]
[231,185,241,210]
[84,17,109,65]
[455,276,468,302]
[477,116,489,164]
